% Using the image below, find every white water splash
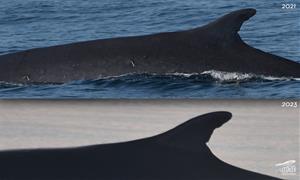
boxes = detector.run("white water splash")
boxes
[200,70,299,81]
[0,81,24,86]
[167,72,199,77]
[93,71,300,82]
[201,70,254,81]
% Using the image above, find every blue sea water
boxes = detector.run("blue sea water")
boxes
[0,0,299,98]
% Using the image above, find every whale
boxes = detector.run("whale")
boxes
[0,112,280,180]
[0,8,299,84]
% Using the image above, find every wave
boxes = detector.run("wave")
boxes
[200,70,300,82]
[0,81,25,88]
[0,70,299,87]
[88,70,300,83]
[0,71,299,98]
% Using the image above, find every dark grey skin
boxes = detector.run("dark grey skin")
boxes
[0,8,299,84]
[0,112,281,180]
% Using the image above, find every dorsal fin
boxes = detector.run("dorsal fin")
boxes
[154,111,232,151]
[214,8,256,32]
[202,8,256,37]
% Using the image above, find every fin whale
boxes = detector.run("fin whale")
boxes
[0,112,280,180]
[0,8,299,84]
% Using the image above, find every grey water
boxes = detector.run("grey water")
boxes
[0,0,299,98]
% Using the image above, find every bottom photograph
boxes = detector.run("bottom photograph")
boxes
[0,100,299,180]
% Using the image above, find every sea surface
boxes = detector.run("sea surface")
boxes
[0,0,299,98]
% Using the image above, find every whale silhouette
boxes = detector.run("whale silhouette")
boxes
[0,8,299,84]
[0,112,280,179]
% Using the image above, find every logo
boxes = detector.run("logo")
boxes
[275,160,296,176]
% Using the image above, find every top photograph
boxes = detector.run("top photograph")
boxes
[0,0,299,99]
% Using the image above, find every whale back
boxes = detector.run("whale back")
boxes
[0,8,299,84]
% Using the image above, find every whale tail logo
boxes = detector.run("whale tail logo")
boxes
[275,160,296,167]
[275,160,297,176]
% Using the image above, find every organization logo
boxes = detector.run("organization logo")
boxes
[275,160,296,176]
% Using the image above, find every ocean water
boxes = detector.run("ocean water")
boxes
[0,0,299,98]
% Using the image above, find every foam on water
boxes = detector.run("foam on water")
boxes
[0,72,299,98]
[201,70,254,81]
[200,70,300,81]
